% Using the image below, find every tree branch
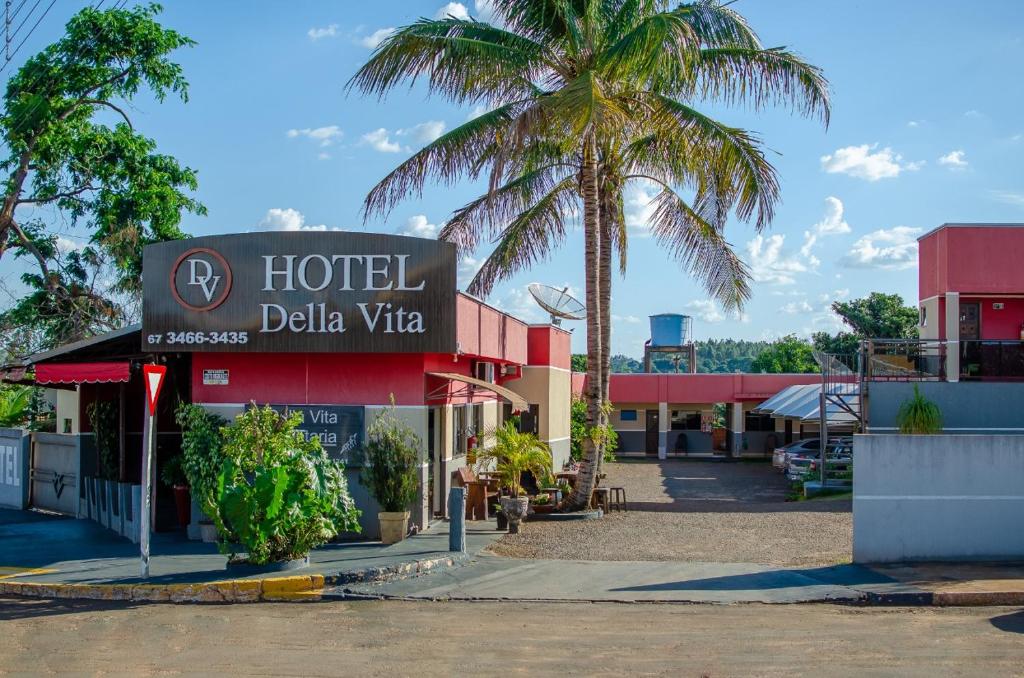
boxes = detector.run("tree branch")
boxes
[19,183,96,205]
[79,99,133,129]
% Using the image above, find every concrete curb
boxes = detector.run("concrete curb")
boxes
[0,574,325,603]
[0,553,471,604]
[864,590,1024,607]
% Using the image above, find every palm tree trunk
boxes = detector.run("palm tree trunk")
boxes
[563,137,603,512]
[598,212,612,474]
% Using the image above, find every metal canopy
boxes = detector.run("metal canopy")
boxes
[426,372,529,412]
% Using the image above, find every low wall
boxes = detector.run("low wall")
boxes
[853,434,1024,562]
[0,428,29,509]
[867,382,1024,433]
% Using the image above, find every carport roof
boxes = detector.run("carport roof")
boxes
[752,383,818,414]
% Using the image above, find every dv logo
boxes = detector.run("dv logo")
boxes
[170,247,232,312]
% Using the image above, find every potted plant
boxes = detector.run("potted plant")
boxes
[492,503,508,531]
[362,397,421,544]
[214,404,360,569]
[160,455,191,529]
[476,422,552,534]
[896,385,943,434]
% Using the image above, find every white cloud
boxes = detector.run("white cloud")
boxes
[938,150,968,170]
[684,300,725,323]
[457,255,483,288]
[467,103,495,120]
[800,196,851,258]
[820,144,920,181]
[990,190,1024,208]
[1011,133,1022,143]
[745,233,812,285]
[624,182,660,235]
[780,300,813,315]
[359,128,403,153]
[842,226,921,270]
[257,208,335,232]
[307,24,338,40]
[317,152,331,161]
[287,125,342,148]
[399,214,440,239]
[435,2,470,19]
[55,235,85,254]
[611,314,641,323]
[907,120,921,128]
[964,109,984,119]
[359,27,396,49]
[397,120,446,144]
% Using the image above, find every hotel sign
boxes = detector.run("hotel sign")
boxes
[142,232,457,353]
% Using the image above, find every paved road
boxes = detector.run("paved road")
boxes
[2,597,1022,676]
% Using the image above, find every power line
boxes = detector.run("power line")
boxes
[1,0,54,75]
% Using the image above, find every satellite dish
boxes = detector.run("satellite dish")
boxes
[528,283,586,326]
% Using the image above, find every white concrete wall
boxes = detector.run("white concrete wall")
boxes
[853,434,1024,562]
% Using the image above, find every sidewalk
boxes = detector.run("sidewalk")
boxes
[0,508,500,601]
[331,554,1024,606]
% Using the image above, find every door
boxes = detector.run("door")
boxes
[960,302,981,377]
[784,420,793,445]
[645,409,659,455]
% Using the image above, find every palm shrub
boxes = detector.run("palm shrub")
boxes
[570,396,618,463]
[896,385,943,434]
[476,422,553,497]
[214,405,360,564]
[175,403,226,520]
[362,401,421,513]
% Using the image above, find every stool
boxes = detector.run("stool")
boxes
[591,487,610,513]
[608,487,627,512]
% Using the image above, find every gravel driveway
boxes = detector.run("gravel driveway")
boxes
[488,459,852,567]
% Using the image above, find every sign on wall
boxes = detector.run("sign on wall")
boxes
[202,369,229,386]
[260,404,365,464]
[142,232,457,353]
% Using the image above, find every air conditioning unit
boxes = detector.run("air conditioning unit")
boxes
[475,361,496,383]
[501,364,518,377]
[993,302,1005,310]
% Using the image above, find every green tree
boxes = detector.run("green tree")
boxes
[749,335,818,373]
[832,293,918,340]
[0,3,203,352]
[350,0,828,510]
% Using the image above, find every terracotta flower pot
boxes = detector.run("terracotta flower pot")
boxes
[378,511,410,544]
[499,496,530,534]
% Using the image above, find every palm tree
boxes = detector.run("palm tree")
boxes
[349,0,829,510]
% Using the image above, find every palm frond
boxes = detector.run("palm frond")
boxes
[347,18,553,104]
[362,101,527,219]
[646,186,751,311]
[598,7,699,83]
[637,94,780,230]
[687,46,831,125]
[467,175,577,297]
[677,0,761,49]
[439,163,572,254]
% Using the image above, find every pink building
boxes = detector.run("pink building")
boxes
[917,223,1024,380]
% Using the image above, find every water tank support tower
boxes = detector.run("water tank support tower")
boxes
[643,314,697,373]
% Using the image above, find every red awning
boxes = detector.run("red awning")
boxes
[35,362,131,385]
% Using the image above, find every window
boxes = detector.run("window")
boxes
[920,306,927,327]
[745,412,774,432]
[619,409,638,422]
[670,410,701,430]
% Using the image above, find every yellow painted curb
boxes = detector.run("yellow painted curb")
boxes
[0,573,324,604]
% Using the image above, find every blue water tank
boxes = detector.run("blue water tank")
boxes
[649,314,691,347]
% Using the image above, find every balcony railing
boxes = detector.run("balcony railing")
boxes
[864,339,1024,382]
[960,340,1024,381]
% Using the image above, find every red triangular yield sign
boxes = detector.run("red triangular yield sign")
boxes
[143,364,167,416]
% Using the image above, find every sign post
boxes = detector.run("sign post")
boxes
[140,364,167,578]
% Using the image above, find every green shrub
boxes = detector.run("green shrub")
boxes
[214,404,360,564]
[175,403,227,519]
[569,396,618,463]
[896,384,943,434]
[0,385,32,428]
[362,400,421,513]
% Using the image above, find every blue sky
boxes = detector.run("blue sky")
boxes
[6,0,1024,356]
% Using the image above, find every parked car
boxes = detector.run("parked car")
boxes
[790,441,854,481]
[772,437,850,472]
[772,439,820,471]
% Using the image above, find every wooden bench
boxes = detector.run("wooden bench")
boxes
[452,467,499,520]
